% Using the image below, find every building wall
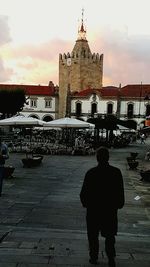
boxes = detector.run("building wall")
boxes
[23,95,56,120]
[71,95,118,117]
[120,100,146,117]
[58,46,103,118]
[20,92,147,127]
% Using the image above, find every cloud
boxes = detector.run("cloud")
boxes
[0,15,11,45]
[1,23,150,86]
[1,39,72,85]
[0,58,13,82]
[0,15,12,82]
[90,28,150,86]
[11,39,72,61]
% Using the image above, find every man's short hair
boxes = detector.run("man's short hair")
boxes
[96,146,109,163]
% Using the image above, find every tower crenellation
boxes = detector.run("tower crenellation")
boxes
[59,51,103,64]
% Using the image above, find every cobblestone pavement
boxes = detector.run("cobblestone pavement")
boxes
[0,139,150,267]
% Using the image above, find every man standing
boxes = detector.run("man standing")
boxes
[80,146,125,266]
[0,137,9,196]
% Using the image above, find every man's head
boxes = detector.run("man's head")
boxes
[96,146,109,163]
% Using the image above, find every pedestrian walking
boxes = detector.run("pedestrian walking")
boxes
[80,146,125,266]
[0,137,9,196]
[140,133,145,144]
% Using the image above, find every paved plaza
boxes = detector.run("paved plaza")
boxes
[0,139,150,266]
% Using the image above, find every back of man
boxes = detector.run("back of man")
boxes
[81,163,124,209]
[80,146,125,266]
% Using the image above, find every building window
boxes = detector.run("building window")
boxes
[91,103,97,115]
[76,102,82,116]
[45,99,52,108]
[107,103,113,114]
[146,104,150,117]
[127,103,133,118]
[30,99,37,108]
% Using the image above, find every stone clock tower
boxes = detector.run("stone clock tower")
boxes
[58,11,104,118]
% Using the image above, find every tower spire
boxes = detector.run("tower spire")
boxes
[77,8,86,40]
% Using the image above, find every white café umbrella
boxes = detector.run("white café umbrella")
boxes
[0,115,45,152]
[43,117,95,128]
[0,115,45,126]
[43,117,94,149]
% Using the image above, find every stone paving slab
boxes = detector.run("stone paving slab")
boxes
[17,263,150,267]
[0,141,149,266]
[0,227,149,266]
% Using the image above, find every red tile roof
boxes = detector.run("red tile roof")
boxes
[0,83,150,99]
[73,86,119,97]
[101,86,119,97]
[121,84,150,97]
[73,84,150,98]
[73,88,101,97]
[0,84,56,96]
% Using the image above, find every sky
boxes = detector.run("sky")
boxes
[0,0,150,87]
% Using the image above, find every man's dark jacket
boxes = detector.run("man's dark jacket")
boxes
[80,162,125,237]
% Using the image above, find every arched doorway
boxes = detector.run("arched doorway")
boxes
[29,114,39,119]
[43,116,53,122]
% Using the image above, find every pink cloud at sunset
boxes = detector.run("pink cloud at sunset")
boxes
[1,30,150,87]
[90,27,150,86]
[0,38,73,85]
[0,0,150,87]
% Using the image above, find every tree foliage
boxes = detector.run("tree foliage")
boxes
[88,115,137,130]
[88,115,118,130]
[0,88,26,118]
